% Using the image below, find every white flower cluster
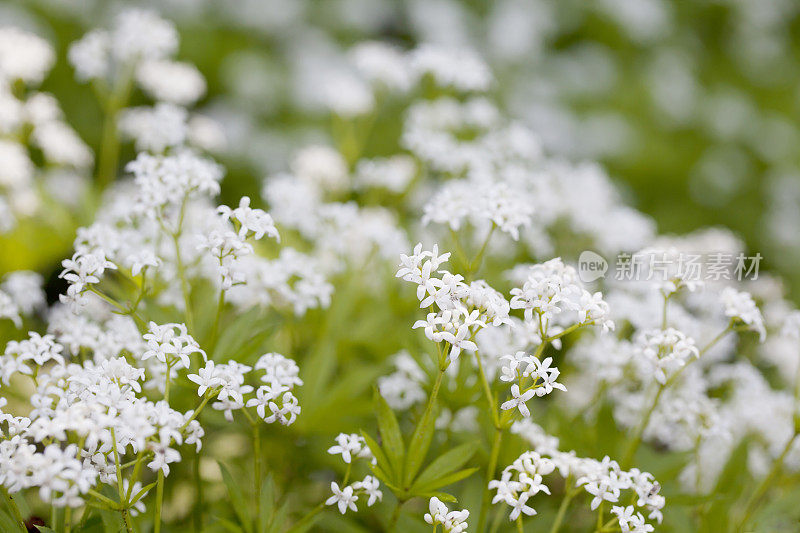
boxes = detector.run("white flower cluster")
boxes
[126,150,224,221]
[489,450,554,520]
[510,258,614,332]
[721,287,766,341]
[189,352,302,425]
[68,9,178,83]
[499,353,567,417]
[423,496,470,532]
[198,196,280,289]
[327,433,373,464]
[0,27,92,232]
[0,352,203,508]
[325,434,381,514]
[510,421,665,527]
[262,148,409,272]
[377,351,427,410]
[399,243,512,361]
[633,328,700,385]
[0,271,45,327]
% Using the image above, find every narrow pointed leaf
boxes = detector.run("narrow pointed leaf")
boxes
[259,474,275,533]
[403,398,437,487]
[412,467,479,493]
[374,390,404,480]
[360,431,391,478]
[412,441,479,489]
[218,461,253,533]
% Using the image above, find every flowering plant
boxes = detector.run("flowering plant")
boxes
[0,4,799,533]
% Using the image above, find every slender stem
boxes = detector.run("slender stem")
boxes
[548,481,576,533]
[595,502,604,532]
[388,499,404,532]
[736,433,798,530]
[154,361,174,533]
[64,506,72,533]
[623,325,732,468]
[171,230,195,333]
[111,428,134,533]
[621,385,663,469]
[468,224,496,278]
[475,351,499,426]
[154,471,165,533]
[208,289,226,356]
[253,421,262,517]
[51,505,57,531]
[180,391,215,432]
[287,502,324,533]
[478,427,504,533]
[516,516,524,533]
[1,486,27,532]
[193,450,203,531]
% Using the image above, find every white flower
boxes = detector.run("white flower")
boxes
[352,475,382,506]
[327,433,366,464]
[325,482,358,514]
[500,384,536,418]
[721,287,766,341]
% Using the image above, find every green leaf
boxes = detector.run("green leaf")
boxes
[267,501,290,533]
[360,431,392,478]
[35,527,57,533]
[403,398,437,487]
[411,467,479,493]
[212,515,243,533]
[367,463,403,494]
[411,441,479,490]
[416,491,457,503]
[259,474,275,533]
[218,461,253,533]
[0,511,18,533]
[129,481,157,505]
[374,389,405,481]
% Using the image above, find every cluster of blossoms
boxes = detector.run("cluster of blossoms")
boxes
[188,352,302,425]
[424,496,470,532]
[507,420,664,530]
[0,350,204,508]
[0,272,45,327]
[498,352,567,417]
[509,258,614,332]
[0,26,92,233]
[324,434,382,515]
[489,451,554,520]
[633,328,700,385]
[398,243,508,362]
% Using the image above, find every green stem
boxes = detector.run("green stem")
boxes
[171,230,195,333]
[207,289,225,357]
[475,351,499,426]
[467,224,496,278]
[1,487,27,532]
[478,427,504,533]
[154,470,165,533]
[622,385,663,469]
[388,499,404,532]
[64,506,72,533]
[253,421,262,520]
[516,516,524,533]
[736,435,799,529]
[548,481,576,533]
[595,502,604,532]
[193,450,203,531]
[287,502,324,533]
